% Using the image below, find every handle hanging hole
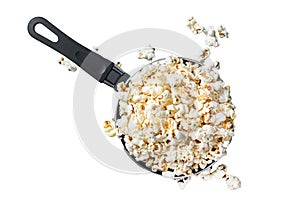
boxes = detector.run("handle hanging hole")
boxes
[35,23,58,43]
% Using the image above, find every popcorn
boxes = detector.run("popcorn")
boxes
[219,85,231,103]
[204,26,216,37]
[103,120,116,137]
[117,91,129,101]
[217,25,229,38]
[174,130,187,141]
[205,36,219,47]
[106,54,237,189]
[199,48,210,62]
[58,57,77,72]
[166,73,184,87]
[187,17,204,34]
[187,18,230,47]
[131,95,141,102]
[166,104,176,111]
[157,90,171,102]
[165,150,177,162]
[198,164,241,190]
[117,82,127,92]
[138,46,155,61]
[162,171,175,178]
[214,164,227,179]
[211,81,224,91]
[211,112,226,125]
[141,85,152,95]
[226,175,241,190]
[204,26,219,47]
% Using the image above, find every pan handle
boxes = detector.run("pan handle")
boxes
[28,17,129,90]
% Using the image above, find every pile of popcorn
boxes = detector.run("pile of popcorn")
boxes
[112,56,237,187]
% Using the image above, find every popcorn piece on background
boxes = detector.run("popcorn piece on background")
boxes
[217,25,229,38]
[187,17,204,34]
[199,48,211,62]
[205,36,219,47]
[58,57,77,72]
[138,46,155,61]
[226,175,241,190]
[199,164,241,190]
[203,26,219,47]
[204,26,216,37]
[103,120,116,137]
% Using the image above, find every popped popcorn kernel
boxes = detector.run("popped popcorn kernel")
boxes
[199,48,211,62]
[187,17,204,34]
[218,25,229,38]
[58,57,77,72]
[226,175,241,190]
[138,46,156,61]
[103,120,116,137]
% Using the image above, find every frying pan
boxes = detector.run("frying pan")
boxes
[27,17,217,181]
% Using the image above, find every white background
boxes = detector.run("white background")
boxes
[1,0,299,199]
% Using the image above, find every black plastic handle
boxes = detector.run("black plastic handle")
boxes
[28,17,91,67]
[28,17,130,90]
